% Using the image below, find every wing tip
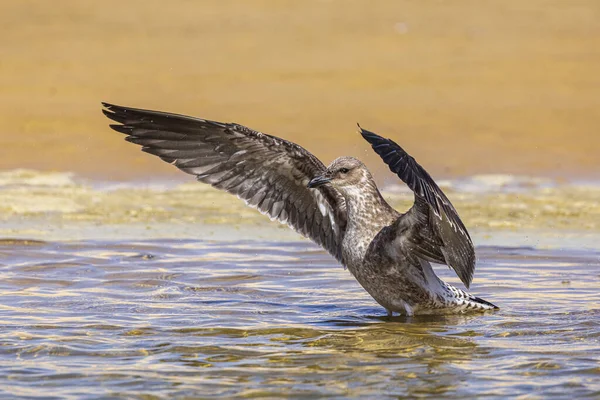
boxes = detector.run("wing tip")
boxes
[463,275,473,289]
[109,124,132,135]
[101,102,122,113]
[458,257,475,289]
[102,102,128,124]
[357,124,379,142]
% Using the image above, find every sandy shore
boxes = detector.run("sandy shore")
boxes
[1,1,599,180]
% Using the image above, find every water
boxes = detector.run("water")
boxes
[1,239,599,399]
[1,171,599,398]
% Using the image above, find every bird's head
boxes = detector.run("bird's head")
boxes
[307,157,372,192]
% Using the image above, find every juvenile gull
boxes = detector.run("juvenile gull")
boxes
[102,103,498,316]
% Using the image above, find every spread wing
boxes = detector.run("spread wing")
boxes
[102,103,348,261]
[359,126,475,288]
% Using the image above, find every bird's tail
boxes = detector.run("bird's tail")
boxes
[444,284,499,312]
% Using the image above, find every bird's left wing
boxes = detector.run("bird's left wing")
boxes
[359,126,475,288]
[102,103,348,261]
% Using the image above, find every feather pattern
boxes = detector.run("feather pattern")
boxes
[102,103,348,262]
[359,126,476,288]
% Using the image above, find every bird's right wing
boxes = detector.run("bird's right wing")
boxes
[102,103,348,261]
[359,126,475,288]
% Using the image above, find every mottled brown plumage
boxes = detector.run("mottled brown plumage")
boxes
[102,103,498,316]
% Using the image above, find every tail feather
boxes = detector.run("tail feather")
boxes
[445,284,499,311]
[471,296,499,310]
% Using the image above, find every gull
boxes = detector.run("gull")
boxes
[102,103,498,316]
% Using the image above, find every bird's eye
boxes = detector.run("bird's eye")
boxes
[339,168,349,174]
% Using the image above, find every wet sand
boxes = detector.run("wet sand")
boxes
[1,170,599,245]
[1,1,599,180]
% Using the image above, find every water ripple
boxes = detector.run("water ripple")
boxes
[0,240,599,398]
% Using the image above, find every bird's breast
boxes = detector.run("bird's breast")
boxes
[341,223,382,268]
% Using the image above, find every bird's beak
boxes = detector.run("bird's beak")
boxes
[307,175,331,188]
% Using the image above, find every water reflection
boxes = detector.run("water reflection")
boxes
[1,239,599,397]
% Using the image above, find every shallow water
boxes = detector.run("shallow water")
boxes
[0,171,599,398]
[1,170,600,244]
[1,239,599,399]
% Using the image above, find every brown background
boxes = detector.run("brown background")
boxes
[1,1,598,181]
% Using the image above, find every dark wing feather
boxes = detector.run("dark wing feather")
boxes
[102,103,347,261]
[359,126,475,287]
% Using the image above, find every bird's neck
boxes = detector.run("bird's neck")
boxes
[339,182,398,266]
[342,182,398,234]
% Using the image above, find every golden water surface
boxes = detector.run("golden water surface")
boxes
[1,170,599,397]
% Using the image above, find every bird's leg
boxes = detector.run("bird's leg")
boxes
[387,309,393,318]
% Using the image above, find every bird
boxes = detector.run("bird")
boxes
[101,103,498,316]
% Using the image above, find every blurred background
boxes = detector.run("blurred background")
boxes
[1,0,598,182]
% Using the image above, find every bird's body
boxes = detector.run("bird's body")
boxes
[320,158,496,316]
[102,103,498,316]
